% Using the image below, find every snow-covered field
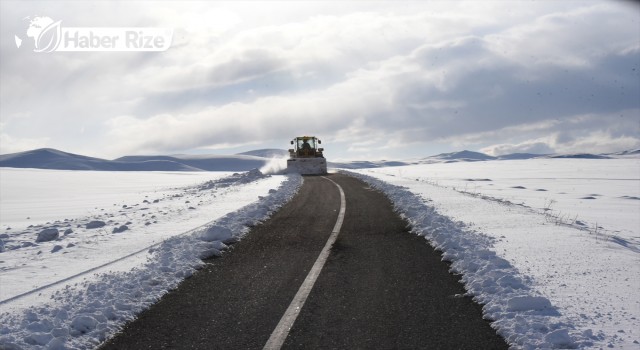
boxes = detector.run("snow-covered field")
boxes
[0,168,302,349]
[349,158,639,349]
[0,158,638,349]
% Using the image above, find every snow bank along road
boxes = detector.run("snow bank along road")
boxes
[100,174,508,349]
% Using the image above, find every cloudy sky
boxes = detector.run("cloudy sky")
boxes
[1,1,638,161]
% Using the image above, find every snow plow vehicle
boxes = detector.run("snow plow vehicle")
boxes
[286,136,328,175]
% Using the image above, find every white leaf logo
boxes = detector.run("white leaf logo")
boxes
[34,20,61,53]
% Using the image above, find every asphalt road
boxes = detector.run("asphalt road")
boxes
[100,173,508,350]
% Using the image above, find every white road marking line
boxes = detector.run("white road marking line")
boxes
[263,176,346,350]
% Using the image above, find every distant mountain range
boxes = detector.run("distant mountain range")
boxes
[420,149,640,163]
[330,149,639,169]
[236,149,290,158]
[0,148,269,172]
[0,148,637,171]
[430,150,498,161]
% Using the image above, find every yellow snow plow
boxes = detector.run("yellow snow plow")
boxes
[286,136,328,175]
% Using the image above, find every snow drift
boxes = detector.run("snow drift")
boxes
[0,171,303,349]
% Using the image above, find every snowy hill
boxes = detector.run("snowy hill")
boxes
[236,149,289,158]
[610,149,640,157]
[328,160,409,169]
[115,154,267,171]
[0,149,201,171]
[0,149,268,172]
[496,153,548,160]
[110,160,203,171]
[328,149,640,169]
[2,148,638,172]
[0,148,113,170]
[416,149,639,163]
[547,153,611,159]
[429,150,498,162]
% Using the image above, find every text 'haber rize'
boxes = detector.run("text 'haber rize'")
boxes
[64,30,165,49]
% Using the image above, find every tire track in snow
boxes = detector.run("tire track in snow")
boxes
[0,171,278,307]
[0,221,209,306]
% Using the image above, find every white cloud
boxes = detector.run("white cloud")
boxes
[480,109,640,156]
[0,132,50,154]
[555,131,640,155]
[481,130,640,157]
[1,1,638,159]
[481,141,555,156]
[485,3,639,69]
